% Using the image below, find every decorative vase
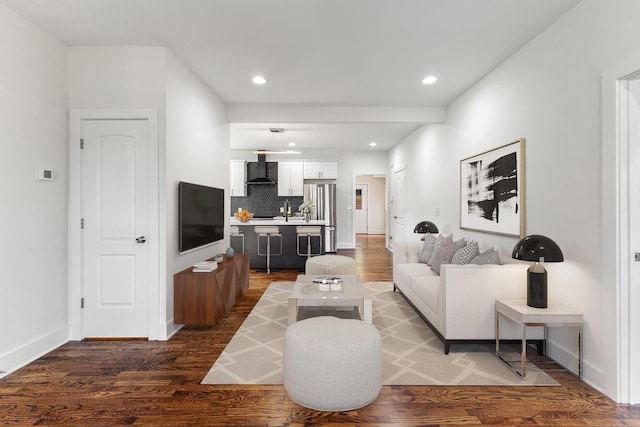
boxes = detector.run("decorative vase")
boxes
[225,247,235,258]
[305,212,311,222]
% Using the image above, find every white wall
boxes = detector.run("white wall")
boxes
[0,5,69,374]
[68,47,229,339]
[231,148,388,248]
[389,0,640,400]
[68,46,166,339]
[165,51,230,334]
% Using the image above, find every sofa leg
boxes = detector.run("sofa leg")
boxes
[444,342,450,355]
[393,284,397,292]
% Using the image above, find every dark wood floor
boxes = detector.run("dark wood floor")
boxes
[1,235,639,425]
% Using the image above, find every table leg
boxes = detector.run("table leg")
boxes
[521,322,527,378]
[495,310,500,356]
[288,297,297,325]
[363,298,372,324]
[578,325,583,380]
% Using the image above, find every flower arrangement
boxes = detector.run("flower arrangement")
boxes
[298,200,315,215]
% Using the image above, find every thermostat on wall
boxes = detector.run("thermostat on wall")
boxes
[35,167,53,181]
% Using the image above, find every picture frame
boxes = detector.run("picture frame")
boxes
[459,138,525,237]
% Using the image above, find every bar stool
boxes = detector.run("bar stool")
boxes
[296,226,323,259]
[230,226,244,253]
[254,226,282,273]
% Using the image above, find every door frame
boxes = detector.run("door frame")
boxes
[391,166,407,250]
[351,170,388,249]
[355,183,369,234]
[602,55,640,403]
[69,109,160,341]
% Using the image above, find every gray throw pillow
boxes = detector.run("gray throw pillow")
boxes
[430,238,467,274]
[470,247,501,265]
[452,240,480,265]
[427,234,447,266]
[418,234,438,263]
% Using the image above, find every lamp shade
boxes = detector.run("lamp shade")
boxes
[413,221,439,234]
[511,235,564,263]
[512,235,563,308]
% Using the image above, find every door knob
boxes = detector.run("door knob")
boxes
[136,236,147,244]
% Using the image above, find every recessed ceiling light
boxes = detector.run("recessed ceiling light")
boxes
[288,142,296,146]
[369,142,377,147]
[421,76,438,85]
[252,75,266,85]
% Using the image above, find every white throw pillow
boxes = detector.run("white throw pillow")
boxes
[452,241,480,265]
[469,247,501,265]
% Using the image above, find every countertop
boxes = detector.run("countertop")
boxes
[230,217,327,226]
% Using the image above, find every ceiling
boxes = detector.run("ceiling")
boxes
[1,0,580,151]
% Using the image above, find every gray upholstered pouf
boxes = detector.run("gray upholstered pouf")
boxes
[283,316,382,411]
[305,255,356,275]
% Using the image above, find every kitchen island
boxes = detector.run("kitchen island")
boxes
[230,218,326,271]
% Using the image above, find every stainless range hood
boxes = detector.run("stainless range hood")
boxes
[246,153,275,185]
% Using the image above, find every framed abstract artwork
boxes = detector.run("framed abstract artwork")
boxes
[459,138,525,237]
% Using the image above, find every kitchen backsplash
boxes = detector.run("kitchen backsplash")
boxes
[230,186,303,218]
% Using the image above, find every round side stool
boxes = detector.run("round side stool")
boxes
[305,254,356,275]
[283,316,382,411]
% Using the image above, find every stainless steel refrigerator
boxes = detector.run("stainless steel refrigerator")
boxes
[304,182,337,252]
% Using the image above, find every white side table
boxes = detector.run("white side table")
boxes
[495,299,583,379]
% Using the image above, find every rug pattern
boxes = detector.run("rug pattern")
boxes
[201,281,558,386]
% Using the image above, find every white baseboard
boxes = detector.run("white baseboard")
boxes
[548,338,603,392]
[0,325,69,376]
[366,229,386,235]
[165,320,182,340]
[336,241,356,250]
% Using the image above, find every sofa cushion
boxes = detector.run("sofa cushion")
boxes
[427,234,447,266]
[470,247,501,265]
[394,263,435,291]
[410,274,440,314]
[430,238,467,274]
[452,240,480,265]
[418,234,437,263]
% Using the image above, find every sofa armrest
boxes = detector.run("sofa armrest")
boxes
[393,240,424,266]
[439,263,529,340]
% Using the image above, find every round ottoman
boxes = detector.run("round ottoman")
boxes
[305,255,356,275]
[283,316,382,411]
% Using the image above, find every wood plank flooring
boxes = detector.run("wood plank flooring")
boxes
[1,235,639,425]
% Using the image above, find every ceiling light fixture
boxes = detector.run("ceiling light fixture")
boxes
[369,142,377,147]
[422,76,438,85]
[288,142,296,146]
[252,75,267,85]
[253,150,300,155]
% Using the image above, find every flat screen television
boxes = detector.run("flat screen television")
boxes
[178,181,224,252]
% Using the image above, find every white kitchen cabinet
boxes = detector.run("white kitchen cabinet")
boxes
[278,161,304,196]
[303,161,338,179]
[230,160,246,197]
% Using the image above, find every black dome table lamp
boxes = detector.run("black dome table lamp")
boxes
[413,221,439,239]
[511,234,564,308]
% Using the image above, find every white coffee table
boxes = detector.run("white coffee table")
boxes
[288,275,372,325]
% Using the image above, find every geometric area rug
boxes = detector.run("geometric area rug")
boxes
[201,281,559,386]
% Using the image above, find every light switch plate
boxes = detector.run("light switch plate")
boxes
[35,167,53,181]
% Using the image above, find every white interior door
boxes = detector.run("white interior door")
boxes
[81,119,149,338]
[355,184,368,234]
[393,168,407,245]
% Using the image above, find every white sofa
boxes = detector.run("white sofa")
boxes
[393,240,542,354]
